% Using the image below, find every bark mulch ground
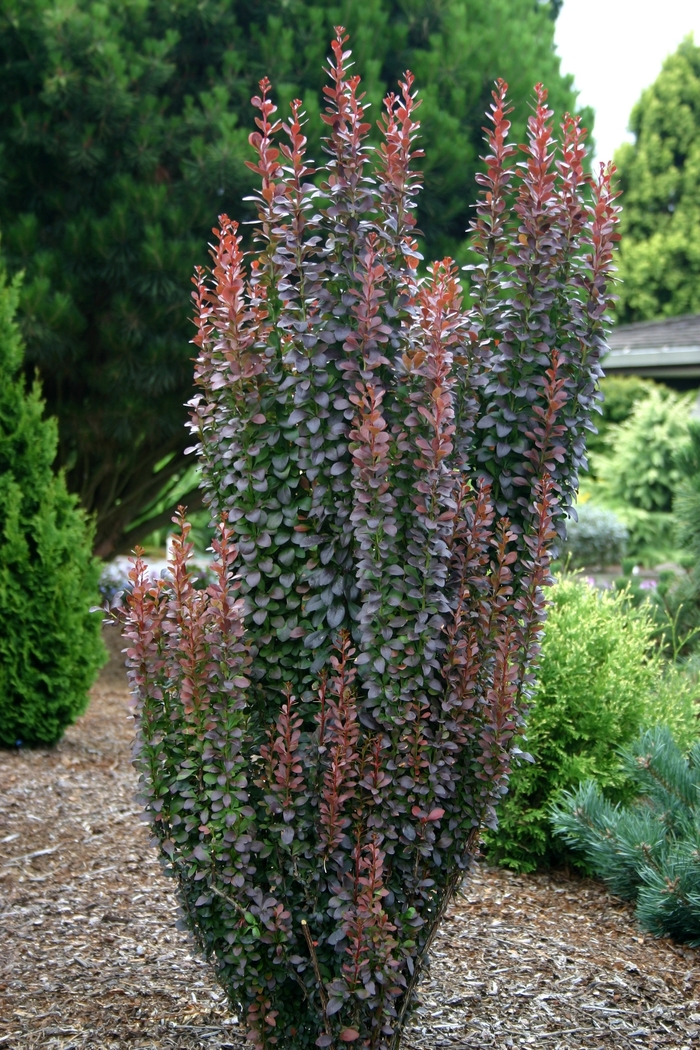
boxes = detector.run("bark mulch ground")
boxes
[1,632,699,1050]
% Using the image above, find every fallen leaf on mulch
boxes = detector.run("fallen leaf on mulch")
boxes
[0,631,697,1049]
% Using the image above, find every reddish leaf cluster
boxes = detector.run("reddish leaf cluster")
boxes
[118,28,619,1050]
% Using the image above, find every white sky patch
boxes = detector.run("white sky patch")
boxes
[554,0,700,165]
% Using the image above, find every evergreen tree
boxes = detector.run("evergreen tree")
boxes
[0,264,105,748]
[0,0,585,555]
[615,36,700,322]
[594,385,692,514]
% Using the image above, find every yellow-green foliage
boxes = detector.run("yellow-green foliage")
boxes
[580,386,692,562]
[593,386,691,513]
[486,578,698,871]
[586,375,663,456]
[645,667,699,753]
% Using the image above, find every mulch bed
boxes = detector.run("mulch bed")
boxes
[1,632,698,1050]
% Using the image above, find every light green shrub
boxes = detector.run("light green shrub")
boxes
[646,666,699,751]
[594,386,692,513]
[587,375,665,456]
[645,421,700,649]
[486,577,698,871]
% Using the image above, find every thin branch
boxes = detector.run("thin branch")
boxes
[301,918,330,1028]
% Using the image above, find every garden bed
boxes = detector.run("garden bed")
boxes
[0,632,698,1050]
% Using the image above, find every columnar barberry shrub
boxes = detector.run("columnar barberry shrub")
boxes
[119,31,619,1050]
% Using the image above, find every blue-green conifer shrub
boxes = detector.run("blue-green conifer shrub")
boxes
[552,727,700,946]
[561,503,628,567]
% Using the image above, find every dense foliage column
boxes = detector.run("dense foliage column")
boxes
[118,31,617,1050]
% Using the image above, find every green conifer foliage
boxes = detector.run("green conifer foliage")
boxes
[614,37,700,322]
[645,420,700,651]
[585,375,663,456]
[552,727,700,946]
[594,386,692,514]
[0,266,105,748]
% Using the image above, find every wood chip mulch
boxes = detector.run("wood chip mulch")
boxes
[1,632,698,1050]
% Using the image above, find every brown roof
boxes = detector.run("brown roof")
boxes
[605,313,700,376]
[608,313,700,350]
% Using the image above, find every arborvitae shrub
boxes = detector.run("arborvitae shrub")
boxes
[0,267,104,748]
[585,375,662,456]
[118,32,618,1050]
[648,421,700,649]
[485,577,699,872]
[552,726,700,946]
[594,385,692,513]
[583,385,693,562]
